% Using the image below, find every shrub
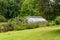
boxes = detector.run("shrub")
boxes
[0,25,7,32]
[7,17,25,30]
[48,21,56,26]
[3,23,14,31]
[0,15,6,22]
[0,23,14,32]
[55,16,60,25]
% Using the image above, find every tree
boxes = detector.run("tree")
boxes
[20,0,39,16]
[0,0,23,19]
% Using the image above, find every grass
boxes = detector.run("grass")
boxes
[0,25,60,40]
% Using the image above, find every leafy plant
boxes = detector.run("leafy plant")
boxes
[55,16,60,25]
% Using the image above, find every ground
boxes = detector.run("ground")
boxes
[0,25,60,40]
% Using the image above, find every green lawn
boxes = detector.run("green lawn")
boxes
[0,25,60,40]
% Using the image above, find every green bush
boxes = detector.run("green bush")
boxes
[0,25,6,32]
[55,16,60,25]
[7,17,26,30]
[0,15,6,22]
[0,23,14,32]
[48,21,56,26]
[0,17,21,32]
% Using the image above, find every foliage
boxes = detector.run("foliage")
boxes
[0,0,60,21]
[0,0,39,19]
[0,15,6,22]
[39,0,55,20]
[48,21,56,26]
[20,0,39,16]
[55,16,60,25]
[39,0,60,20]
[0,0,23,19]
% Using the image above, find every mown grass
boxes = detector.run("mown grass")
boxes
[0,25,60,40]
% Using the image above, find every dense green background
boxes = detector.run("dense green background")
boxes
[0,0,60,20]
